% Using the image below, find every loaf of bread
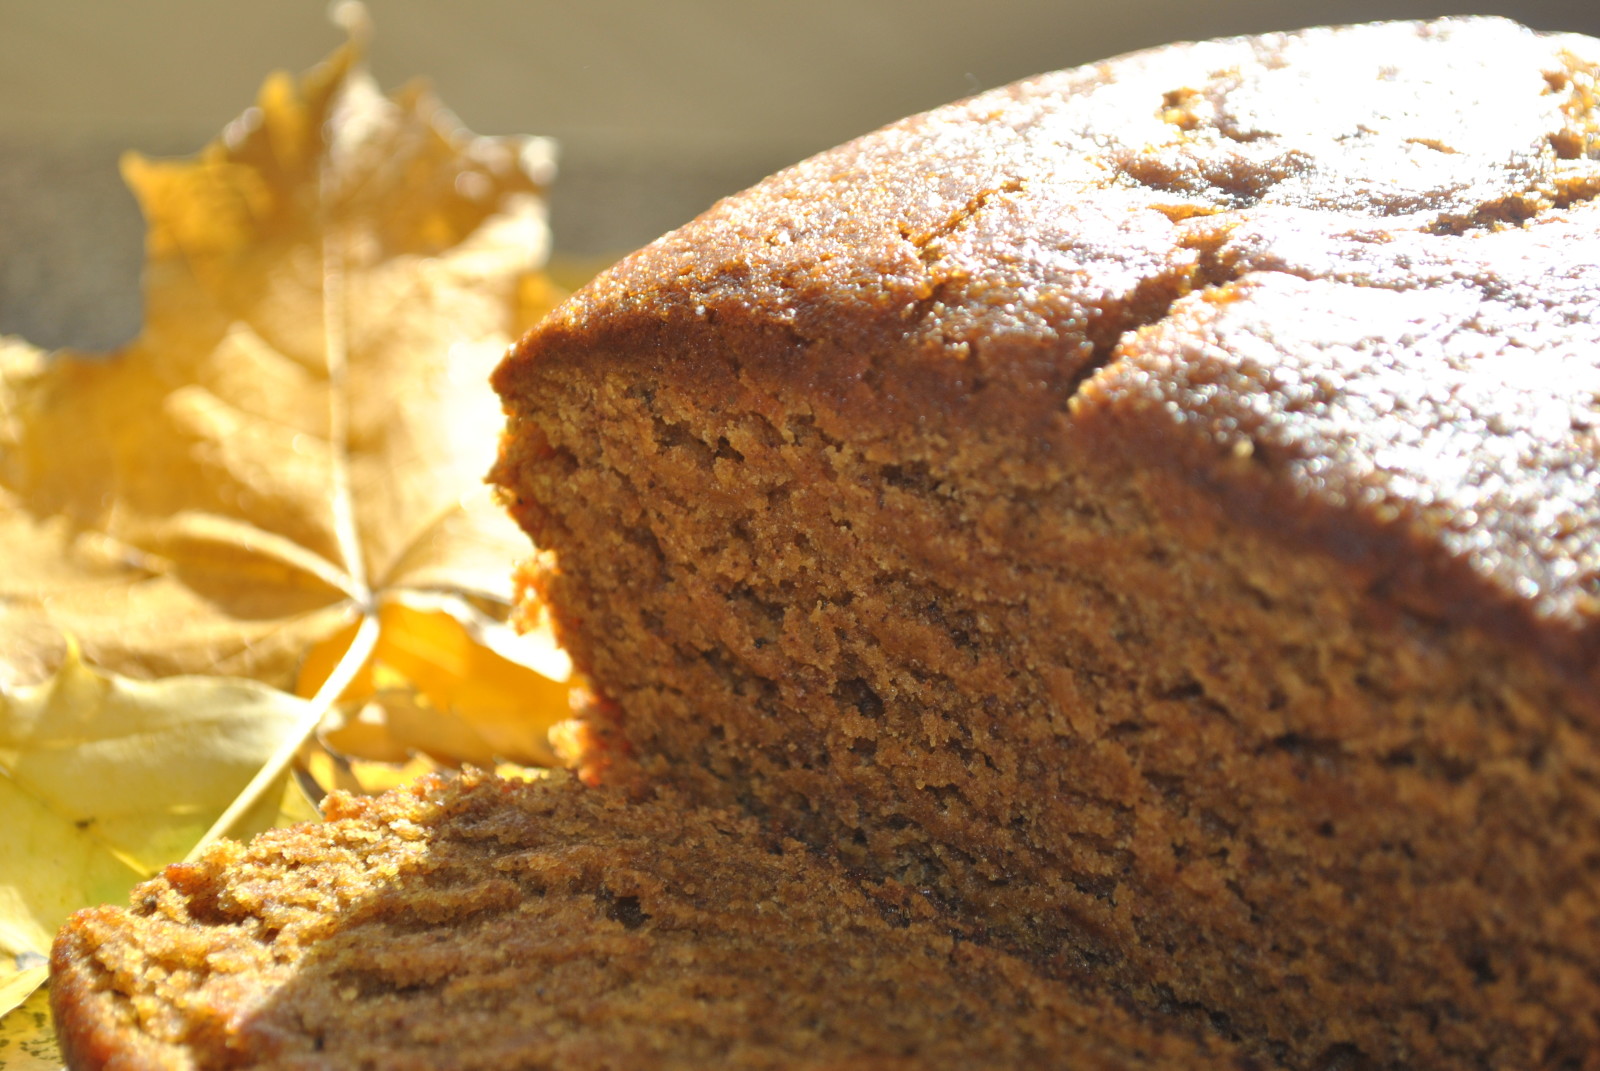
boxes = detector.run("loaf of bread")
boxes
[490,16,1600,1070]
[51,16,1600,1069]
[50,771,1248,1069]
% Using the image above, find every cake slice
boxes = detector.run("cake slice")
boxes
[50,771,1247,1069]
[491,17,1600,1068]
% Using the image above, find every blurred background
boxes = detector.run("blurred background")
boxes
[3,0,1597,350]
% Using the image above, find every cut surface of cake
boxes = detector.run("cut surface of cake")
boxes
[490,16,1600,1069]
[50,772,1249,1070]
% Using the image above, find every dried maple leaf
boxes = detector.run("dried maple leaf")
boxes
[0,17,579,1021]
[0,24,569,854]
[0,968,48,1027]
[0,979,59,1069]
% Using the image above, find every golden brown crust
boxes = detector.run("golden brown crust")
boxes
[496,16,1600,673]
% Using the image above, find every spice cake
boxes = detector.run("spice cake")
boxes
[50,771,1248,1069]
[490,16,1600,1070]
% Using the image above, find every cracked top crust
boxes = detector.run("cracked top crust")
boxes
[497,17,1600,684]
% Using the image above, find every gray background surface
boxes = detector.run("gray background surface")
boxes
[3,0,1597,350]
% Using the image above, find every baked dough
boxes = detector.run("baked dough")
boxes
[492,17,1600,1067]
[50,772,1247,1069]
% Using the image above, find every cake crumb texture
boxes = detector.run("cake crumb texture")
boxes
[50,772,1248,1070]
[491,17,1600,1069]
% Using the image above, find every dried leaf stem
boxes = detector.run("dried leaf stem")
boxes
[184,611,380,859]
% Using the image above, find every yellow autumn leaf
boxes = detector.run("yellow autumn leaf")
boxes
[303,595,570,769]
[0,646,315,1013]
[0,21,570,803]
[0,15,578,1021]
[0,968,47,1024]
[0,980,59,1070]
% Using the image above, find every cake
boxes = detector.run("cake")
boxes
[51,16,1600,1070]
[50,771,1249,1069]
[488,16,1600,1070]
